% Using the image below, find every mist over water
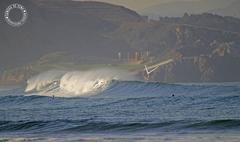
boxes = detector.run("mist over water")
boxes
[25,70,66,93]
[25,69,138,97]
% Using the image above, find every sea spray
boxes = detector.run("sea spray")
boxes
[25,70,66,92]
[25,68,137,97]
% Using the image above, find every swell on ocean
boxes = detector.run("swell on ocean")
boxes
[0,69,240,141]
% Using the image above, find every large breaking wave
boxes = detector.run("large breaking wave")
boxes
[25,69,137,97]
[1,77,240,136]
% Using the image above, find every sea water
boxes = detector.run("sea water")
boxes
[0,70,240,142]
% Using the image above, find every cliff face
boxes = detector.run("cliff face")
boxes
[150,15,240,82]
[0,0,240,84]
[111,13,240,82]
[0,0,142,69]
[151,55,240,83]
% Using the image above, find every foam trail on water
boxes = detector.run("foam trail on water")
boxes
[25,69,137,97]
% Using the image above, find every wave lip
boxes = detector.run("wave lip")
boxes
[25,69,136,97]
[59,71,113,96]
[25,70,66,93]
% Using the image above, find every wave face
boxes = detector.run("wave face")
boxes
[25,69,136,97]
[0,72,240,140]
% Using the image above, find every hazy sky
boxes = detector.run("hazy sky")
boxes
[78,0,199,11]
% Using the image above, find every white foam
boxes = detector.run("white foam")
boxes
[25,70,65,92]
[25,69,136,97]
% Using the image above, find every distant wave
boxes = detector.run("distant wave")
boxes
[0,119,240,133]
[25,69,137,97]
[1,82,240,134]
[24,69,240,98]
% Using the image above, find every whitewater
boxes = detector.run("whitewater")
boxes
[0,69,240,142]
[25,69,137,97]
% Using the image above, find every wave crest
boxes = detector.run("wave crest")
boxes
[25,70,65,93]
[25,69,136,97]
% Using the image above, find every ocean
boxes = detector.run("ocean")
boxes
[0,70,240,142]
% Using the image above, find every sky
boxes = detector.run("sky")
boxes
[78,0,199,11]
